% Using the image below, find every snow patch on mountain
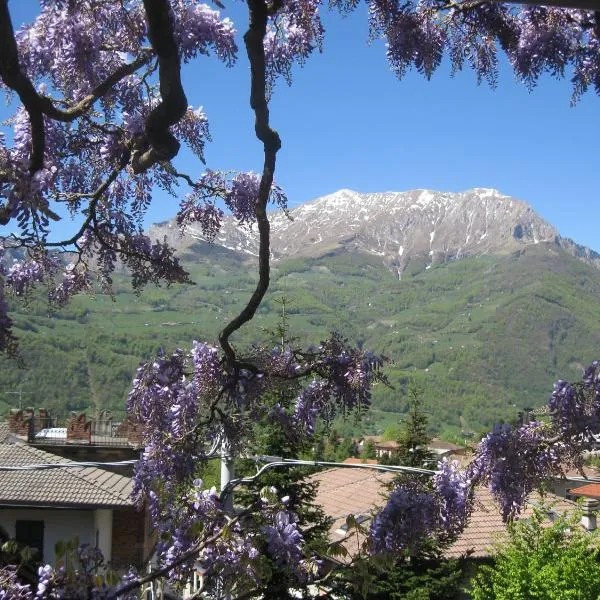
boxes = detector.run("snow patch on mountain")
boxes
[149,188,600,275]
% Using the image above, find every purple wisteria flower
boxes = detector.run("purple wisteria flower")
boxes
[0,566,33,600]
[371,459,473,555]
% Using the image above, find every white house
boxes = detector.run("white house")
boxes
[0,422,151,570]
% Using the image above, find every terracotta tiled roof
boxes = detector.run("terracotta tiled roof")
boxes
[428,438,465,452]
[0,439,134,508]
[446,488,576,558]
[0,421,12,442]
[310,467,394,520]
[361,436,381,443]
[310,467,577,561]
[342,458,379,465]
[308,467,394,562]
[563,465,600,479]
[374,440,399,449]
[569,483,600,499]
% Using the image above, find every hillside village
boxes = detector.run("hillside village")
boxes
[3,405,600,598]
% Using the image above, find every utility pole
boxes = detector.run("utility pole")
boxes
[220,433,235,513]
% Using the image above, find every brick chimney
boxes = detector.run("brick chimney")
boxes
[581,498,598,531]
[66,413,92,444]
[37,408,51,430]
[127,420,144,447]
[115,418,144,447]
[7,408,33,441]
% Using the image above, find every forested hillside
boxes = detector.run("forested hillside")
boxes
[3,239,600,440]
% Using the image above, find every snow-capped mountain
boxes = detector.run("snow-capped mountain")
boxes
[150,188,599,277]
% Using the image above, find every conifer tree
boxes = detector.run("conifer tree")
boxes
[235,301,332,599]
[395,382,435,469]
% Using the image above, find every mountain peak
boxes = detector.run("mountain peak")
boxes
[151,188,599,276]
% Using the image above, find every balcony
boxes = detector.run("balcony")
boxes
[6,408,143,448]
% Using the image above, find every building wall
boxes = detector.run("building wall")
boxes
[0,508,95,565]
[111,507,146,570]
[94,509,113,563]
[550,478,592,499]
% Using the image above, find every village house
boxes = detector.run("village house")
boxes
[308,466,585,564]
[547,465,600,499]
[360,436,467,461]
[0,422,151,570]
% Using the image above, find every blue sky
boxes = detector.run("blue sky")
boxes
[4,1,600,250]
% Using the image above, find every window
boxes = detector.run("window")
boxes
[15,520,44,560]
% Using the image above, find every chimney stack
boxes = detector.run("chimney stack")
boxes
[581,498,598,531]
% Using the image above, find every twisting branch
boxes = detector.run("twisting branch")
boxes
[132,0,189,173]
[0,0,46,177]
[219,0,282,365]
[0,1,152,175]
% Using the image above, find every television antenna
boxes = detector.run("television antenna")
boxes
[5,390,29,409]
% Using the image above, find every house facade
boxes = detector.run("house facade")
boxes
[0,428,150,570]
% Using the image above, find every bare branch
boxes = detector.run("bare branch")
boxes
[218,0,282,365]
[44,153,130,248]
[108,507,255,599]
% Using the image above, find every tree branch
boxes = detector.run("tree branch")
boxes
[108,507,254,599]
[44,153,130,248]
[0,0,46,175]
[131,0,188,173]
[218,0,282,365]
[0,1,152,176]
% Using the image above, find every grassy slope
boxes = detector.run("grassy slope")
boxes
[3,242,600,439]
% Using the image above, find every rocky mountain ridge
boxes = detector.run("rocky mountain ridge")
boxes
[150,188,600,277]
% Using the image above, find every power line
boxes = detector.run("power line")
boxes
[0,454,437,477]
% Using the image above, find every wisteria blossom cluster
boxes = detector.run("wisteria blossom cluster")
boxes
[466,420,572,520]
[370,459,472,555]
[0,248,17,358]
[370,361,600,556]
[123,335,384,591]
[366,0,600,99]
[290,334,387,436]
[177,170,288,238]
[0,546,138,600]
[457,363,600,520]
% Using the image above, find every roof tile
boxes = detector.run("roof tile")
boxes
[0,439,134,508]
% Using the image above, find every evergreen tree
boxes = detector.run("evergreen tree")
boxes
[395,382,435,468]
[236,302,332,599]
[335,437,358,461]
[326,555,464,600]
[236,387,332,599]
[362,439,376,460]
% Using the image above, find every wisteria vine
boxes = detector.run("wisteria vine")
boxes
[2,0,600,597]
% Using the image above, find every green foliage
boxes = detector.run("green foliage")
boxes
[335,437,358,461]
[381,425,402,442]
[471,506,600,600]
[0,526,42,587]
[327,554,464,600]
[4,243,600,438]
[363,438,376,459]
[395,383,435,468]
